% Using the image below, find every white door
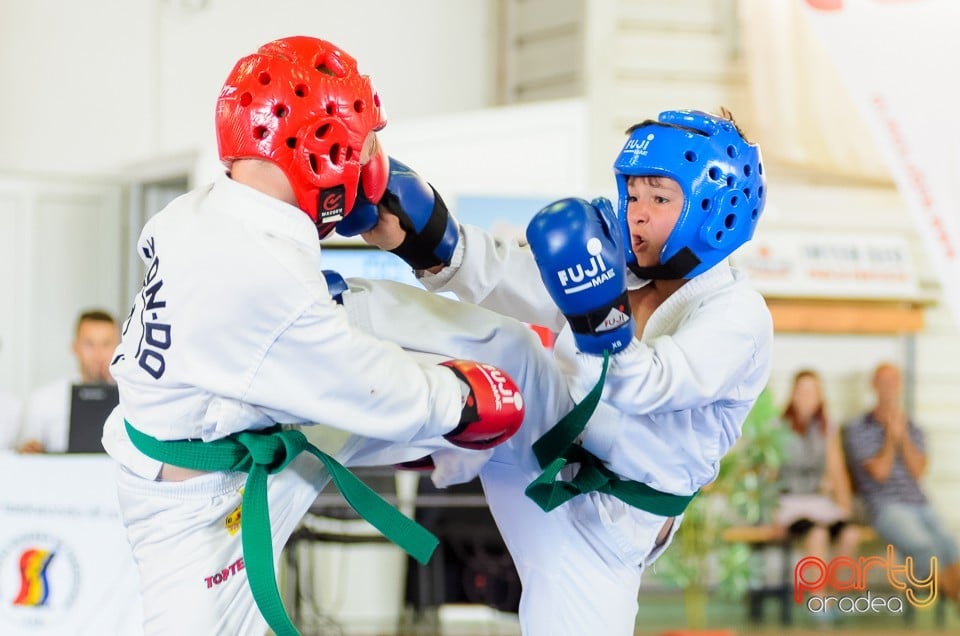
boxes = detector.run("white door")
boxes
[0,176,125,398]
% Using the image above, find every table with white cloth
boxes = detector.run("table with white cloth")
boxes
[0,452,142,636]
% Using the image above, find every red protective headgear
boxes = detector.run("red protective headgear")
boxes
[216,36,387,237]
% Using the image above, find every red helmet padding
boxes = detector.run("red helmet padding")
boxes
[216,36,387,234]
[360,144,390,204]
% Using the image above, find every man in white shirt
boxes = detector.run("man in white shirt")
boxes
[17,309,118,453]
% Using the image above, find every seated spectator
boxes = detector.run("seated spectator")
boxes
[17,309,119,453]
[775,369,860,564]
[844,362,960,605]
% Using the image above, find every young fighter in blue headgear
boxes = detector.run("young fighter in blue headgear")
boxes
[339,108,773,635]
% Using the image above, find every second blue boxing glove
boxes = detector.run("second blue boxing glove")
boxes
[526,197,634,355]
[337,157,459,270]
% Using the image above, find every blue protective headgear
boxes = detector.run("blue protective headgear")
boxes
[614,110,766,279]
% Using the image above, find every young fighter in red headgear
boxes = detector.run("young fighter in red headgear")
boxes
[102,36,531,636]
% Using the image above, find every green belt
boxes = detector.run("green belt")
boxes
[524,352,697,517]
[125,421,438,636]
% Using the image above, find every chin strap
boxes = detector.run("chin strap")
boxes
[629,247,700,280]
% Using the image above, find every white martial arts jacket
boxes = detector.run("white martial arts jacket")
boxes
[103,175,463,479]
[422,224,773,496]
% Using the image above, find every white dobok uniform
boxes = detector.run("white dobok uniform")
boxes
[384,223,774,636]
[102,175,570,634]
[103,173,772,635]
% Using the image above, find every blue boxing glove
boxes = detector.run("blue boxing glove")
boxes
[322,269,348,305]
[526,197,634,355]
[337,158,459,270]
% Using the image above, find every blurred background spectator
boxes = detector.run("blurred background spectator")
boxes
[775,369,860,564]
[16,309,118,453]
[844,362,960,606]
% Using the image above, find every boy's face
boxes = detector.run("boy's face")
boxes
[624,175,684,268]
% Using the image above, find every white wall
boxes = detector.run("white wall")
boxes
[376,99,592,202]
[0,176,125,396]
[0,0,495,177]
[0,0,156,175]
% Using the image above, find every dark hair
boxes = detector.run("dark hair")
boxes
[76,309,116,334]
[782,369,828,436]
[625,175,670,188]
[625,119,700,136]
[625,106,750,142]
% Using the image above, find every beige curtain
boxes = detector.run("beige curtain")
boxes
[754,0,960,326]
[737,0,892,182]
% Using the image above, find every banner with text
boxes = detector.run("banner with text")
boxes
[0,454,142,636]
[732,229,919,300]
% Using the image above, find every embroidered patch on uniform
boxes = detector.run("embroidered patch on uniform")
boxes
[225,499,242,536]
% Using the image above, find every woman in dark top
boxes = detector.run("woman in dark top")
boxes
[775,369,860,564]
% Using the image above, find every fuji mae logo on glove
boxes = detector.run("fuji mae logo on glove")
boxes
[556,238,617,295]
[479,363,524,412]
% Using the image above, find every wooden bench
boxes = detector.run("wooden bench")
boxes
[722,523,878,544]
[722,524,793,625]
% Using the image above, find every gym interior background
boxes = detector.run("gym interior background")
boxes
[1,1,958,634]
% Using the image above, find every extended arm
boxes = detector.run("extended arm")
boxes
[338,157,565,329]
[582,288,771,415]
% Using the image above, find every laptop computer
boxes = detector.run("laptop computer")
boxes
[66,383,119,453]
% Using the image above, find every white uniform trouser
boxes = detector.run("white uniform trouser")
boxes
[116,279,677,635]
[117,456,316,635]
[348,279,681,636]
